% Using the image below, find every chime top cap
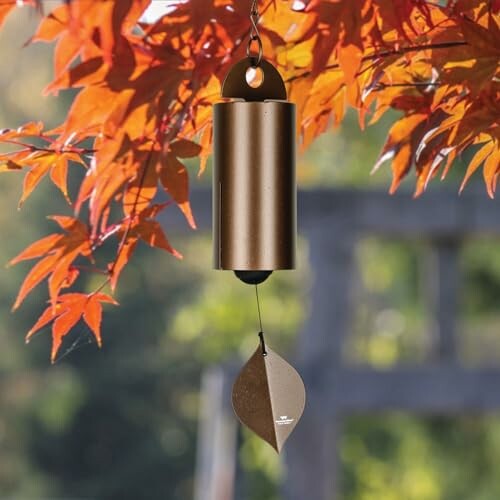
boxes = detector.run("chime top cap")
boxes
[221,58,287,102]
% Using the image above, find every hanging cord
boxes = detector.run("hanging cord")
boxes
[247,0,263,66]
[255,284,267,356]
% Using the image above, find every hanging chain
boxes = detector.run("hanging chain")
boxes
[255,284,267,356]
[247,0,263,66]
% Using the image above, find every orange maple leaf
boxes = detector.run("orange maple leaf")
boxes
[26,293,118,363]
[10,216,93,309]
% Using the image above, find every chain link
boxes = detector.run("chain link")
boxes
[246,0,263,66]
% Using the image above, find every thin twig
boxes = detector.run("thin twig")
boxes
[0,138,96,154]
[373,81,441,89]
[73,264,108,275]
[286,41,467,83]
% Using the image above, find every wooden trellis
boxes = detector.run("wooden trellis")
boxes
[169,188,500,500]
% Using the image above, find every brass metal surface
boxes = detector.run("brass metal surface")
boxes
[213,100,296,270]
[213,56,296,271]
[232,346,306,453]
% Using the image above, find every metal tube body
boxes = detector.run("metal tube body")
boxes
[213,100,296,270]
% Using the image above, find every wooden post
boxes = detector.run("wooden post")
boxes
[425,239,460,363]
[194,366,238,500]
[284,219,356,500]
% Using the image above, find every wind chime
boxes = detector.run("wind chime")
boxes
[212,0,305,453]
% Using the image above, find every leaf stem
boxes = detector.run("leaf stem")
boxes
[0,138,96,154]
[108,144,157,276]
[73,264,108,275]
[373,81,442,89]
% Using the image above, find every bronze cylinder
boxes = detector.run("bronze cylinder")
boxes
[213,100,296,271]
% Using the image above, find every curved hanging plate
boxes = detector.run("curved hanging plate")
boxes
[232,345,306,453]
[221,58,287,102]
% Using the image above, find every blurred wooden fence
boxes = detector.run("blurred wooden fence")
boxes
[164,188,500,500]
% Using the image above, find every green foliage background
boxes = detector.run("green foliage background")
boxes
[1,8,500,500]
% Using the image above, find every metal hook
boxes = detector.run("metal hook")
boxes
[256,285,267,356]
[247,0,263,66]
[258,331,268,356]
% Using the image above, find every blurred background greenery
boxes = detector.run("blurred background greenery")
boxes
[2,6,500,500]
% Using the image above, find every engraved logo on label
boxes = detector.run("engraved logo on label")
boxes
[275,415,295,426]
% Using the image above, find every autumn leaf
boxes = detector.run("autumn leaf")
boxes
[483,143,500,198]
[0,136,86,205]
[12,254,61,312]
[0,121,44,140]
[86,135,151,230]
[10,216,92,310]
[338,44,363,85]
[31,4,69,42]
[159,152,196,229]
[460,140,496,193]
[26,293,118,363]
[109,238,137,292]
[0,4,15,29]
[8,233,63,266]
[373,112,429,193]
[107,202,181,290]
[169,139,202,158]
[134,219,182,257]
[123,153,159,216]
[18,151,81,206]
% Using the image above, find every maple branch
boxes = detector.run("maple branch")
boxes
[90,148,158,296]
[373,81,441,90]
[286,41,468,83]
[73,265,108,275]
[0,138,96,155]
[372,40,468,60]
[110,146,157,274]
[40,146,97,155]
[0,139,48,150]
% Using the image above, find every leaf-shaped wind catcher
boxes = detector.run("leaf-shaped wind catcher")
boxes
[232,342,306,453]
